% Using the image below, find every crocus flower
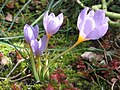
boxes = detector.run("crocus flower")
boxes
[24,24,39,44]
[30,35,47,56]
[43,11,64,39]
[24,24,47,56]
[77,7,109,43]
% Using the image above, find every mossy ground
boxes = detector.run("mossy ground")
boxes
[0,0,120,90]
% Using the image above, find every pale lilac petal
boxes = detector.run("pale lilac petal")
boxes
[39,35,47,55]
[24,24,35,44]
[77,8,109,40]
[81,18,95,37]
[57,13,63,22]
[30,39,39,56]
[43,11,49,30]
[93,10,106,27]
[79,7,89,20]
[87,10,94,18]
[49,13,55,18]
[97,23,108,37]
[33,25,39,39]
[43,11,49,22]
[43,12,64,36]
[77,7,89,29]
[86,23,108,39]
[46,19,60,35]
[102,17,109,24]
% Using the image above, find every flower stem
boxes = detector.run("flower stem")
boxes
[36,56,42,79]
[43,37,50,78]
[51,40,80,62]
[30,46,39,82]
[44,35,85,75]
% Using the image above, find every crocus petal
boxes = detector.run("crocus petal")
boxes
[46,18,61,35]
[39,35,47,55]
[43,11,49,30]
[33,25,39,39]
[43,11,49,22]
[30,39,39,56]
[49,13,55,18]
[86,23,108,39]
[57,13,63,23]
[80,18,95,37]
[93,10,106,27]
[77,7,109,41]
[87,10,94,18]
[24,24,35,44]
[43,12,64,36]
[77,7,89,30]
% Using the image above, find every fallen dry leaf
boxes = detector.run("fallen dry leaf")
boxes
[12,83,22,90]
[111,78,118,83]
[6,1,15,9]
[1,56,9,65]
[81,51,103,62]
[5,13,20,23]
[5,13,12,22]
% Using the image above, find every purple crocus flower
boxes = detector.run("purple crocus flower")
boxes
[30,35,47,56]
[43,11,64,39]
[24,24,39,44]
[24,24,47,56]
[77,7,109,42]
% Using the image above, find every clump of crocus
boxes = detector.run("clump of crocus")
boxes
[24,24,47,56]
[43,11,63,39]
[24,12,64,81]
[77,7,109,44]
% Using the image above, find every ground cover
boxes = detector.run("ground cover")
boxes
[0,0,120,90]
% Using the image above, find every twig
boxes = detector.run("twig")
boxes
[10,68,27,79]
[91,0,113,9]
[105,11,120,19]
[75,0,86,8]
[92,5,101,10]
[97,75,112,85]
[76,0,120,19]
[11,74,32,82]
[7,0,31,31]
[91,77,99,86]
[102,0,107,10]
[111,80,117,90]
[6,59,25,78]
[0,77,6,80]
[108,19,120,28]
[97,40,108,65]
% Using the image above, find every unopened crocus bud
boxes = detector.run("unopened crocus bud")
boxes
[43,11,64,39]
[77,7,109,43]
[24,24,39,44]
